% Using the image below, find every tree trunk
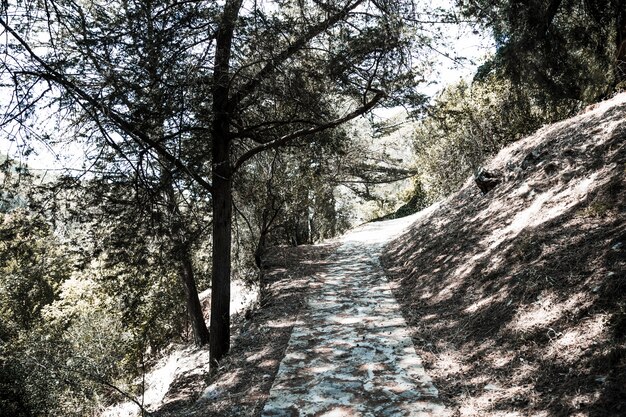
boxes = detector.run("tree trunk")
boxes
[254,229,267,269]
[163,170,211,347]
[179,248,210,345]
[615,0,626,86]
[209,0,242,364]
[209,139,232,363]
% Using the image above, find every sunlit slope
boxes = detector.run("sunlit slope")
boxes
[382,93,626,415]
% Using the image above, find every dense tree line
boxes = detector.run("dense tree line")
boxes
[410,0,626,202]
[0,0,431,414]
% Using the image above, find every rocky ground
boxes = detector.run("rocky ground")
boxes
[262,216,442,416]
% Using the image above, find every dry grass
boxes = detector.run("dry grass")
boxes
[382,94,626,416]
[150,243,338,417]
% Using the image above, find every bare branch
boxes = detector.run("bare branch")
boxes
[233,89,386,172]
[230,0,366,108]
[0,16,214,193]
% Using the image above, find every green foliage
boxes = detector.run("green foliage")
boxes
[412,75,562,200]
[370,178,427,221]
[0,211,68,336]
[0,210,71,416]
[60,178,196,351]
[0,182,192,416]
[459,0,620,103]
[393,180,429,218]
[234,133,354,274]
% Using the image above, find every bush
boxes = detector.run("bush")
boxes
[412,75,571,200]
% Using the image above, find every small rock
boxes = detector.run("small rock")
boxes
[522,149,542,169]
[202,385,221,400]
[484,384,502,391]
[475,167,502,194]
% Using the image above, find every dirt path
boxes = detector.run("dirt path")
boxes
[261,216,444,416]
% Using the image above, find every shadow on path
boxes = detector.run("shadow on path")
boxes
[262,216,444,416]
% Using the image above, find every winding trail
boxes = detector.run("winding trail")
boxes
[261,214,444,416]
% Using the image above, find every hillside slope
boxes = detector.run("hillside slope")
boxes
[382,94,626,416]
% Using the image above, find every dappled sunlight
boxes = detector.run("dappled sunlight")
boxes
[434,352,464,374]
[103,344,214,416]
[487,352,514,370]
[450,252,487,280]
[419,290,435,300]
[200,369,243,402]
[432,281,463,303]
[308,364,337,374]
[198,278,259,318]
[318,407,360,417]
[258,359,279,369]
[483,191,554,248]
[545,313,609,359]
[464,292,508,314]
[128,93,625,416]
[397,355,424,368]
[263,225,442,415]
[510,292,587,332]
[567,392,603,414]
[382,93,626,415]
[245,347,275,363]
[266,318,303,328]
[457,385,539,417]
[468,374,490,387]
[480,171,602,255]
[141,242,343,416]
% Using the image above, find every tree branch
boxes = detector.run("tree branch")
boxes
[233,89,386,172]
[230,0,366,108]
[0,16,214,193]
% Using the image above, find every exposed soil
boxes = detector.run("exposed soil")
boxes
[381,94,626,416]
[151,242,338,417]
[262,221,442,416]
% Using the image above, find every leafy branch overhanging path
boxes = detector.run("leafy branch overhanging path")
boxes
[262,213,445,416]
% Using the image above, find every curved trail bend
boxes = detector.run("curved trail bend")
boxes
[262,212,444,416]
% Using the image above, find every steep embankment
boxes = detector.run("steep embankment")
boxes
[382,94,626,416]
